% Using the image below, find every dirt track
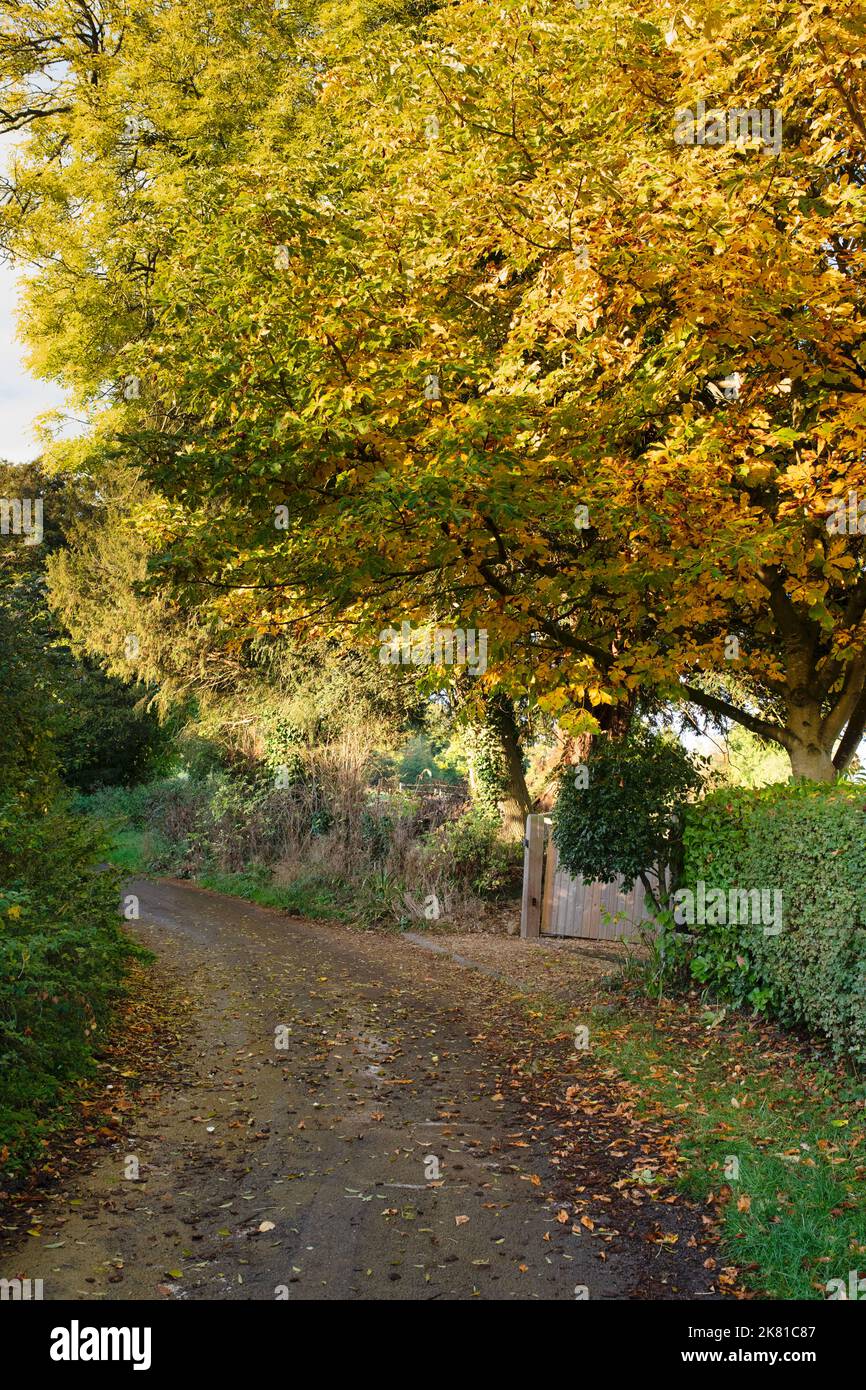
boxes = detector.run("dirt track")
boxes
[0,879,719,1301]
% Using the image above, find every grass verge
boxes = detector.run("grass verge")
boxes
[589,995,865,1299]
[495,960,866,1300]
[106,826,148,873]
[103,827,355,921]
[197,868,355,922]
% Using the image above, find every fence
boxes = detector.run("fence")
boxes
[520,814,650,940]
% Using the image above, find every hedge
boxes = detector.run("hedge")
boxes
[681,783,866,1064]
[0,799,135,1177]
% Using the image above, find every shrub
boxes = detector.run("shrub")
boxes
[0,799,135,1176]
[420,806,517,898]
[360,789,418,864]
[680,783,866,1063]
[76,762,506,930]
[553,726,708,908]
[70,782,155,829]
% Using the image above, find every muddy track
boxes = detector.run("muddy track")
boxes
[0,879,721,1301]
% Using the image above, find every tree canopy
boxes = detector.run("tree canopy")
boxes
[0,461,173,793]
[3,0,866,779]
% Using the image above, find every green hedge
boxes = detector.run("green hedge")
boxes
[0,799,135,1177]
[681,783,866,1064]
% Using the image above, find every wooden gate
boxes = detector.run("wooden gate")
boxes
[520,814,649,940]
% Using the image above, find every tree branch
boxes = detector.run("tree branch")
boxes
[833,684,866,771]
[679,682,793,750]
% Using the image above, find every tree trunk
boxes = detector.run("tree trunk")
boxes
[787,702,837,782]
[788,742,837,781]
[683,674,864,783]
[493,695,533,822]
[468,694,532,835]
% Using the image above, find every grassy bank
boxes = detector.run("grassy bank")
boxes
[196,868,355,922]
[499,968,865,1301]
[107,826,149,873]
[92,773,521,931]
[592,1002,865,1299]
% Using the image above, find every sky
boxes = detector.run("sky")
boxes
[0,259,67,463]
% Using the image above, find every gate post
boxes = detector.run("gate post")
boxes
[520,813,546,938]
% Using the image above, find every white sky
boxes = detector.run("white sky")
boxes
[0,259,67,463]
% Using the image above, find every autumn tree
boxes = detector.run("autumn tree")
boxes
[4,0,866,780]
